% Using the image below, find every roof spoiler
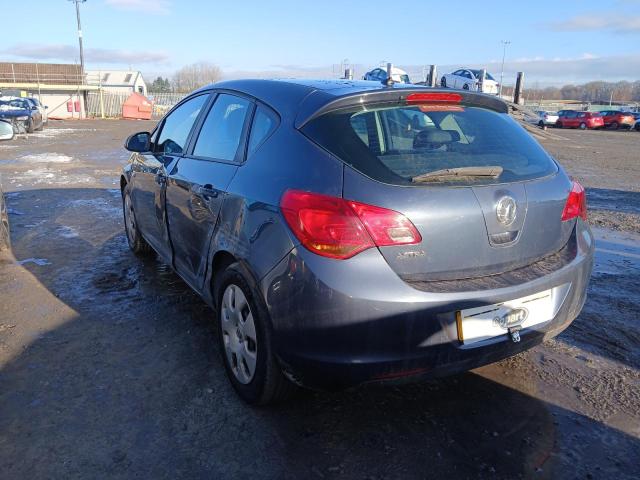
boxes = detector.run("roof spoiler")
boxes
[295,88,509,128]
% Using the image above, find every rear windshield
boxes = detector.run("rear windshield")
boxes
[302,103,558,186]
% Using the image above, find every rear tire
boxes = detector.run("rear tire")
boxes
[538,120,545,127]
[610,121,619,130]
[463,83,470,90]
[122,185,152,255]
[556,121,563,129]
[441,77,447,88]
[26,119,34,134]
[216,263,296,405]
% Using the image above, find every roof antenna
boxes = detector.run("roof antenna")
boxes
[384,62,394,87]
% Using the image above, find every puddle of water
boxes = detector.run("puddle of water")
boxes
[592,227,640,275]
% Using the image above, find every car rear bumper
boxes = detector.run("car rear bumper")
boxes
[260,221,594,390]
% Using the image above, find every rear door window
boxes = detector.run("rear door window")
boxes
[192,94,251,162]
[302,102,557,186]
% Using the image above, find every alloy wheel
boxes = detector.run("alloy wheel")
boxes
[221,284,258,384]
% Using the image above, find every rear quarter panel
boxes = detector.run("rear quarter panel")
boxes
[204,126,343,301]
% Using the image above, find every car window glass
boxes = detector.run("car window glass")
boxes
[156,94,208,155]
[248,106,278,156]
[193,94,251,162]
[304,104,557,186]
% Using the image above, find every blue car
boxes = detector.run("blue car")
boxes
[0,98,43,133]
[121,79,594,404]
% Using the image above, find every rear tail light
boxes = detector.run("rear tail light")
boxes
[561,181,587,222]
[280,190,422,259]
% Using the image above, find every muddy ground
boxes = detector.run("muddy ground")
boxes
[0,120,638,479]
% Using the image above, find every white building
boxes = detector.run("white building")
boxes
[87,70,147,96]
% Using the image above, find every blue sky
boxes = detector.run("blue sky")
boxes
[1,0,639,85]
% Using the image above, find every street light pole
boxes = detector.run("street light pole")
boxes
[499,40,511,97]
[69,0,87,78]
[68,0,87,118]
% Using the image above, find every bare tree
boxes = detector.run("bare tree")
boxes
[172,62,222,92]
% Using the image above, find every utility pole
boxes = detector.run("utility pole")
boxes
[69,0,87,117]
[499,40,511,97]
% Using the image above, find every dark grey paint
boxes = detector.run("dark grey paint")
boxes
[122,79,594,389]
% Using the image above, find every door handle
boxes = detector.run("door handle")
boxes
[193,183,218,199]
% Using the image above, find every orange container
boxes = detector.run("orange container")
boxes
[122,92,153,120]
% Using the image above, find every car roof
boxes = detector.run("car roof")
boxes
[192,78,509,125]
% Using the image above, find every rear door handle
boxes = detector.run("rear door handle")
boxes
[193,184,218,199]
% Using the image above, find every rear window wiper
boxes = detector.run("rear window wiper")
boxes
[412,166,503,183]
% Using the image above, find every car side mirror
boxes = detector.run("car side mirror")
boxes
[125,131,151,152]
[32,105,38,110]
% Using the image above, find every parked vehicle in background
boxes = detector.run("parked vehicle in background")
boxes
[0,98,43,133]
[632,113,640,132]
[25,97,48,124]
[441,68,499,94]
[120,79,594,405]
[0,119,14,141]
[556,111,604,130]
[0,181,9,251]
[533,110,559,127]
[599,110,635,130]
[363,66,411,84]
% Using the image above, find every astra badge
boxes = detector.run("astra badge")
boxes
[496,196,517,226]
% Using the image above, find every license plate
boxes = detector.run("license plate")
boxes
[457,289,555,346]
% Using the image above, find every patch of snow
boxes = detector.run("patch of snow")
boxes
[19,153,75,163]
[57,226,79,238]
[17,258,51,266]
[67,198,120,217]
[30,128,97,139]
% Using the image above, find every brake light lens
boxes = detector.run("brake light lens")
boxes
[280,190,421,259]
[406,92,462,104]
[561,181,587,221]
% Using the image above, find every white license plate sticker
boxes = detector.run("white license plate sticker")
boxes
[458,289,555,346]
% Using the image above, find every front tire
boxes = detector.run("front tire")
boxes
[463,83,470,90]
[440,77,447,88]
[217,263,295,405]
[122,186,152,255]
[26,119,34,134]
[610,121,619,130]
[579,122,587,130]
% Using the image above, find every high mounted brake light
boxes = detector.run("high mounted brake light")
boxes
[406,92,462,104]
[281,190,422,259]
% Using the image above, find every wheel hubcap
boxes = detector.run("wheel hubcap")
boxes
[221,284,257,384]
[124,194,136,244]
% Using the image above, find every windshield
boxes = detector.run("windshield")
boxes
[470,70,496,81]
[302,103,557,186]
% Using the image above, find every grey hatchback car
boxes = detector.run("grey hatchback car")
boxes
[121,79,593,404]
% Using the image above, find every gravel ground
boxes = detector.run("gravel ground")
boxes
[0,120,638,479]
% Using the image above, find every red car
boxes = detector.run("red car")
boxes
[556,111,604,130]
[599,110,635,129]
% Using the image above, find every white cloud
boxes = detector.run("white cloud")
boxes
[551,15,640,34]
[3,44,170,64]
[104,0,171,15]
